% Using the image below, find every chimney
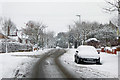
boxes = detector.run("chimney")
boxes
[16,29,18,36]
[7,26,10,36]
[16,30,17,36]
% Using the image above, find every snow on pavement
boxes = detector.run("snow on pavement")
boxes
[59,49,118,78]
[0,49,51,79]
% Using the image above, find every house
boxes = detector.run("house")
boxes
[3,25,23,43]
[8,36,22,43]
[0,32,9,44]
[0,33,9,39]
[7,28,22,43]
[18,31,32,45]
[0,28,22,43]
[85,38,100,48]
[21,38,31,44]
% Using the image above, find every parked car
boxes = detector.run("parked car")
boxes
[74,45,100,64]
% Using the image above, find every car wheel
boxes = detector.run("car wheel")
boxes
[76,57,80,64]
[74,56,77,63]
[96,58,100,64]
[80,58,83,64]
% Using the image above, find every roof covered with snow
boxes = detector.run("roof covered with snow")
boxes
[85,38,99,43]
[8,36,20,41]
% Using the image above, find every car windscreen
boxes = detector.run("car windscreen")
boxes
[77,46,97,55]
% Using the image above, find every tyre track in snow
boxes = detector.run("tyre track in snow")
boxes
[37,49,66,78]
[12,49,118,80]
[32,49,82,79]
[31,49,57,78]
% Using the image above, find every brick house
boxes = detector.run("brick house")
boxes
[85,38,100,48]
[0,33,9,39]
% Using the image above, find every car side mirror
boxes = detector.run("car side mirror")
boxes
[76,51,79,53]
[98,52,100,54]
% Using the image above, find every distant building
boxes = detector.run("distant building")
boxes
[1,25,32,45]
[0,33,9,39]
[21,38,31,44]
[18,30,32,45]
[0,27,33,53]
[8,36,22,43]
[85,38,100,48]
[5,26,22,43]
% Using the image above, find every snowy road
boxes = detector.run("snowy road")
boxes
[31,49,118,79]
[0,49,118,79]
[33,49,75,78]
[37,49,66,78]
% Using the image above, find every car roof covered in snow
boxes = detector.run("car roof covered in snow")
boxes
[77,45,98,54]
[77,45,95,49]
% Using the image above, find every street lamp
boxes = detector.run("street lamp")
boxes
[76,14,81,47]
[76,14,81,23]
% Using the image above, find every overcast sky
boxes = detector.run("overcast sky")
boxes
[0,0,116,34]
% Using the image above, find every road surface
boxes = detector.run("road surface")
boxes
[18,49,118,80]
[31,49,77,79]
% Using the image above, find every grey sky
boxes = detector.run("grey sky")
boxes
[1,0,115,34]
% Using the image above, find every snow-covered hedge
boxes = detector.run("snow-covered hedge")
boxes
[0,42,33,53]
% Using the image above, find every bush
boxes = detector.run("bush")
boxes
[0,42,33,53]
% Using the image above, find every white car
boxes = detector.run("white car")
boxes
[74,45,100,64]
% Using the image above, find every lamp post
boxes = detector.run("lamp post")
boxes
[76,14,81,23]
[76,14,81,46]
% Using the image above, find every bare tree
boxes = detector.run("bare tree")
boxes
[0,18,17,53]
[104,0,119,12]
[23,20,48,47]
[45,31,55,48]
[103,0,120,45]
[2,18,17,36]
[74,21,91,43]
[104,0,120,31]
[56,32,68,48]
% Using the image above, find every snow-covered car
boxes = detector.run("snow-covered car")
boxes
[74,45,100,64]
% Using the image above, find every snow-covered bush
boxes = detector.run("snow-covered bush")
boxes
[0,42,33,53]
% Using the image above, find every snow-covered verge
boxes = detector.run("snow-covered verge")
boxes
[59,49,118,78]
[0,49,51,79]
